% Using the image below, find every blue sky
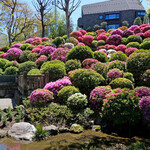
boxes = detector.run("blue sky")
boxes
[24,0,150,28]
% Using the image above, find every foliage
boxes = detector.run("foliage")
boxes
[35,55,47,68]
[140,69,150,86]
[123,72,134,82]
[126,35,143,44]
[69,69,105,96]
[0,109,3,121]
[127,142,149,150]
[28,69,41,75]
[39,46,56,56]
[140,41,150,49]
[109,52,127,62]
[30,89,54,105]
[4,66,18,75]
[57,86,79,104]
[121,37,127,45]
[93,24,100,31]
[106,34,122,46]
[4,61,19,69]
[133,17,142,26]
[52,37,65,47]
[27,53,38,62]
[67,93,88,110]
[122,20,129,27]
[109,78,134,89]
[67,45,94,62]
[126,42,140,49]
[2,116,7,126]
[6,107,13,120]
[97,40,105,47]
[82,58,99,69]
[94,51,108,62]
[66,37,78,46]
[134,86,150,98]
[19,50,31,62]
[101,22,107,30]
[108,60,126,71]
[125,48,138,57]
[0,58,9,70]
[20,43,32,51]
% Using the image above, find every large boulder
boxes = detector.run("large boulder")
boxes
[43,125,58,135]
[8,122,36,141]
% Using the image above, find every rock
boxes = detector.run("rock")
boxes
[92,125,101,131]
[70,124,83,133]
[8,122,36,141]
[107,49,116,55]
[43,125,58,135]
[64,43,74,49]
[59,127,69,133]
[0,130,7,138]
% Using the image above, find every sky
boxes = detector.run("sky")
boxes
[25,0,149,29]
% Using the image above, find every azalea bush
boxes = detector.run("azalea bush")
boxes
[39,46,56,56]
[94,51,108,62]
[82,58,99,69]
[5,48,22,60]
[140,69,150,87]
[134,86,150,98]
[108,60,126,71]
[35,55,47,68]
[109,52,127,62]
[106,34,122,46]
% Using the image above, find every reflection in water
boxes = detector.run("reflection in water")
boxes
[0,144,20,150]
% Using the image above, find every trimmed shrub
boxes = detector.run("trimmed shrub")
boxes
[116,44,127,52]
[27,53,38,62]
[102,88,140,130]
[30,89,54,105]
[57,86,79,104]
[111,29,123,36]
[19,61,37,74]
[0,58,9,70]
[107,68,124,82]
[143,30,150,38]
[97,40,105,47]
[123,72,134,82]
[143,38,150,43]
[92,62,108,79]
[109,78,134,89]
[126,35,142,44]
[52,37,65,47]
[126,52,150,85]
[122,30,134,38]
[82,35,94,46]
[65,59,81,73]
[140,69,150,87]
[19,50,30,62]
[20,43,32,50]
[106,34,122,46]
[108,60,126,71]
[31,48,41,53]
[6,48,22,60]
[94,51,108,62]
[97,34,107,42]
[4,66,18,75]
[126,42,140,49]
[91,40,97,49]
[109,52,127,62]
[125,47,138,57]
[89,86,112,112]
[69,69,105,95]
[44,77,72,98]
[82,58,99,69]
[1,46,10,52]
[140,41,150,50]
[4,61,19,69]
[121,37,127,45]
[134,86,150,98]
[70,31,82,39]
[28,69,41,75]
[67,45,94,62]
[66,37,78,46]
[67,93,88,110]
[39,46,56,56]
[35,55,47,68]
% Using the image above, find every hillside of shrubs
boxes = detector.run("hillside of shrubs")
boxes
[0,24,150,136]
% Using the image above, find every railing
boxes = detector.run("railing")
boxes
[18,72,49,96]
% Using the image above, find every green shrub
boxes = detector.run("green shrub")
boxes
[62,35,67,41]
[66,37,78,46]
[41,63,66,81]
[4,66,18,75]
[1,45,10,52]
[20,43,32,50]
[0,51,4,55]
[26,45,35,50]
[127,52,150,85]
[108,60,126,71]
[97,40,105,47]
[126,42,140,49]
[143,38,150,43]
[52,37,65,47]
[28,69,41,75]
[69,69,105,95]
[19,61,37,74]
[4,61,19,69]
[126,35,142,44]
[109,52,127,62]
[109,78,134,89]
[102,88,141,131]
[127,142,149,150]
[107,29,114,33]
[94,51,108,62]
[2,116,7,126]
[6,107,13,120]
[67,45,94,62]
[0,58,9,70]
[0,109,3,121]
[121,37,127,45]
[91,40,97,48]
[92,62,108,79]
[132,49,150,54]
[19,50,30,62]
[67,93,88,110]
[0,68,3,75]
[140,41,150,50]
[123,72,134,82]
[27,53,38,61]
[65,59,81,73]
[57,86,79,104]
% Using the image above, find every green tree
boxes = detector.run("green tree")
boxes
[101,22,107,30]
[133,16,142,25]
[122,20,129,27]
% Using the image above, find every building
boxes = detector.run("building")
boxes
[78,0,146,30]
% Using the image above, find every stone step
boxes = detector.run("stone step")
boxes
[0,98,16,110]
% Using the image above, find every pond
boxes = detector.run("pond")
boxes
[0,130,150,150]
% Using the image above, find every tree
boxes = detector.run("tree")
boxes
[122,20,129,27]
[32,0,52,37]
[0,0,34,46]
[133,17,142,25]
[55,0,81,38]
[143,14,149,24]
[101,22,107,31]
[93,24,100,31]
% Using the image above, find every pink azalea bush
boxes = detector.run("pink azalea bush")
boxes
[44,76,72,98]
[5,48,22,60]
[140,69,150,86]
[35,55,47,67]
[105,44,116,50]
[97,34,107,42]
[106,34,122,46]
[37,45,44,49]
[143,30,150,38]
[116,44,127,52]
[111,29,123,36]
[107,68,124,82]
[141,25,150,33]
[89,86,112,111]
[77,42,85,46]
[82,35,94,46]
[129,25,139,31]
[31,47,42,53]
[79,29,87,35]
[134,27,141,34]
[31,37,42,45]
[125,47,138,56]
[12,43,22,48]
[30,89,54,105]
[51,48,69,62]
[134,86,150,98]
[123,29,134,38]
[82,58,99,69]
[139,96,150,124]
[39,46,56,56]
[70,31,82,39]
[25,38,33,44]
[42,37,50,42]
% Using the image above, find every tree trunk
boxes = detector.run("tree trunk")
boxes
[41,12,45,37]
[65,11,70,38]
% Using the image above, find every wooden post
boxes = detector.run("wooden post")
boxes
[45,72,49,84]
[22,72,27,96]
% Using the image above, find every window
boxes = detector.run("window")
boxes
[105,13,120,20]
[99,15,103,19]
[107,24,119,30]
[137,12,146,16]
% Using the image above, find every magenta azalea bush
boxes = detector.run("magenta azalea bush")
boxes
[35,55,47,67]
[134,86,150,98]
[139,96,150,124]
[123,29,134,38]
[140,69,150,86]
[89,86,112,112]
[44,76,72,98]
[82,35,94,46]
[12,43,22,48]
[39,46,56,56]
[5,48,22,60]
[82,58,99,69]
[106,34,122,46]
[111,29,123,36]
[30,89,54,105]
[97,34,107,42]
[31,47,41,53]
[125,47,138,56]
[116,44,127,52]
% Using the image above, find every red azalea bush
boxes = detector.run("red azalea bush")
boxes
[125,47,138,56]
[89,86,112,112]
[105,44,116,50]
[31,37,42,45]
[106,34,122,46]
[29,89,54,105]
[82,58,99,69]
[107,68,124,82]
[70,31,82,39]
[37,45,44,49]
[96,29,106,37]
[42,37,50,42]
[116,44,127,52]
[31,47,41,53]
[51,48,69,62]
[79,29,87,35]
[35,55,47,67]
[82,35,94,46]
[97,34,107,42]
[111,29,123,36]
[122,29,134,38]
[134,27,141,34]
[39,46,56,56]
[141,25,150,33]
[143,30,150,38]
